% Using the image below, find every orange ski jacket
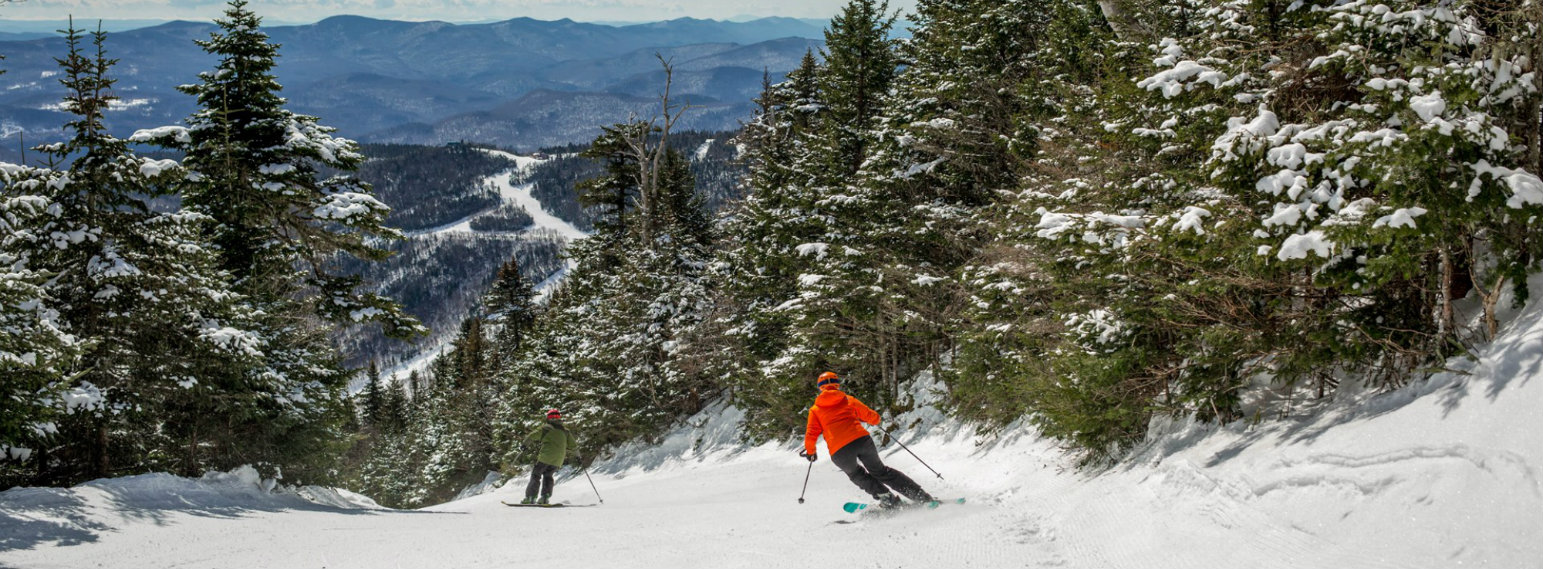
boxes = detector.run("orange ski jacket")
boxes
[804,385,880,456]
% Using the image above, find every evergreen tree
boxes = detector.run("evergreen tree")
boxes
[491,64,717,457]
[820,0,900,176]
[483,257,537,367]
[0,165,79,486]
[6,22,272,483]
[763,0,909,414]
[131,0,424,482]
[576,121,648,255]
[1012,0,1543,462]
[145,1,418,333]
[701,1,911,435]
[360,360,384,426]
[712,52,836,436]
[1,50,76,478]
[353,375,412,506]
[137,0,424,342]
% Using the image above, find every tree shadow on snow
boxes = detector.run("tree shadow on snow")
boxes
[0,480,448,552]
[1438,312,1543,415]
[0,489,110,551]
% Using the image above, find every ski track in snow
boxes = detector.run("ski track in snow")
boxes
[4,260,1542,569]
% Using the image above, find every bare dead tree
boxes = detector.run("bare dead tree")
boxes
[618,54,693,243]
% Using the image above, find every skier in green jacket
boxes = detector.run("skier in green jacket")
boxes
[521,408,579,504]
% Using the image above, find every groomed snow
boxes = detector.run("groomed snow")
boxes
[5,286,1542,568]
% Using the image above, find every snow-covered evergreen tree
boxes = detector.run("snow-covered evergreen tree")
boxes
[483,257,539,370]
[745,0,907,419]
[0,39,74,467]
[1015,0,1542,461]
[126,0,425,482]
[820,0,901,176]
[143,1,419,338]
[0,163,78,485]
[1,23,277,483]
[713,55,835,436]
[359,360,384,426]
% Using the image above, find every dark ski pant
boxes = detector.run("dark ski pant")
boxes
[525,462,558,499]
[830,435,931,501]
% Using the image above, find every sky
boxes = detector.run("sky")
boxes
[0,0,919,25]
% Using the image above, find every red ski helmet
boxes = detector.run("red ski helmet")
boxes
[546,409,561,419]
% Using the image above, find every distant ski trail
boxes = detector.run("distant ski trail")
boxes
[381,150,587,382]
[478,150,587,242]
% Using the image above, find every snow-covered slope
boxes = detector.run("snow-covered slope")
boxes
[4,290,1541,568]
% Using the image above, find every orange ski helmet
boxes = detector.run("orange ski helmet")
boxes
[816,371,841,389]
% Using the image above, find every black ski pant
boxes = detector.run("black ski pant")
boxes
[525,462,558,499]
[830,435,931,501]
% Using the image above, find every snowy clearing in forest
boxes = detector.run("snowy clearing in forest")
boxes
[403,150,581,240]
[480,149,588,242]
[5,288,1542,568]
[380,150,586,383]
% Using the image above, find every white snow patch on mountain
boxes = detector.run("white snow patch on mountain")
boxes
[693,139,715,162]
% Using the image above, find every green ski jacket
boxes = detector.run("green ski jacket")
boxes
[525,421,577,467]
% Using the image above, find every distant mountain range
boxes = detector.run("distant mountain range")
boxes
[0,16,825,158]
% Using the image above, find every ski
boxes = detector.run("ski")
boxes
[501,501,599,508]
[843,497,965,513]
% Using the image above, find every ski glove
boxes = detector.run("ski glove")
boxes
[800,452,817,463]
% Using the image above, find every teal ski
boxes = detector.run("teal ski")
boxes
[843,497,965,513]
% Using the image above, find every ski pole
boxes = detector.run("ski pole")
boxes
[876,425,944,480]
[581,465,604,504]
[797,459,813,504]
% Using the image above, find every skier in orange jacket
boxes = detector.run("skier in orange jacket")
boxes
[802,371,934,507]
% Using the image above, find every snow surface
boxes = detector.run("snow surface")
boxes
[6,290,1543,568]
[692,139,715,162]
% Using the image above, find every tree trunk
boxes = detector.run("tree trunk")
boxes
[1449,243,1474,301]
[95,424,110,478]
[1097,0,1136,40]
[1532,0,1542,176]
[187,430,199,477]
[1437,248,1456,341]
[1481,277,1506,340]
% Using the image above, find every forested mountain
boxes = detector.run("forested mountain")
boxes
[0,16,822,159]
[519,131,745,232]
[347,144,511,232]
